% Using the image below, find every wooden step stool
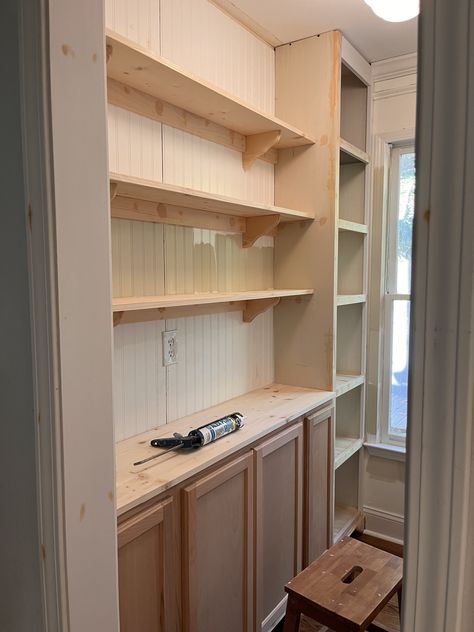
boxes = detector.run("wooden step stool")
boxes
[283,537,403,632]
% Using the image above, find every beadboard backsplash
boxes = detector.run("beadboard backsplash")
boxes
[106,0,276,440]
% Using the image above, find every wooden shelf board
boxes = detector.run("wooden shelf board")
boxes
[335,374,365,397]
[116,384,335,515]
[110,173,313,223]
[106,30,316,150]
[338,219,368,234]
[340,138,369,165]
[335,437,363,470]
[113,289,313,312]
[333,506,364,543]
[336,294,367,306]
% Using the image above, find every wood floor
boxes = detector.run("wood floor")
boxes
[274,596,400,632]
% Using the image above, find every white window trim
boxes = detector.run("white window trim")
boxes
[380,143,415,445]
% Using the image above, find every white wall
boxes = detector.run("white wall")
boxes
[0,3,43,629]
[105,0,276,441]
[362,52,417,543]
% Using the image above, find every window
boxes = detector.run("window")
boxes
[382,145,415,443]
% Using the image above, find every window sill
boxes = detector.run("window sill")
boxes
[364,442,406,462]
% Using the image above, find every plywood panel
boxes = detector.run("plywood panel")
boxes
[108,104,163,181]
[165,310,274,423]
[113,321,167,441]
[160,0,275,115]
[105,0,160,56]
[336,303,364,375]
[339,163,366,224]
[163,126,274,205]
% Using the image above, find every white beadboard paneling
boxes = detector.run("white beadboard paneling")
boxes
[113,321,167,441]
[164,226,273,294]
[160,0,275,114]
[166,310,274,423]
[111,219,165,297]
[105,0,160,55]
[107,104,163,181]
[162,126,274,205]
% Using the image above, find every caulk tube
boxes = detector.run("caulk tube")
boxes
[190,412,245,446]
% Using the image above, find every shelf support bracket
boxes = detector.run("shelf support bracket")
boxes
[242,215,280,248]
[110,182,118,201]
[113,311,124,327]
[243,297,280,323]
[242,131,281,171]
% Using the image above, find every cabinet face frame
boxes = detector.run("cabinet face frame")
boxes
[182,453,254,632]
[117,495,180,632]
[254,422,304,631]
[304,406,335,566]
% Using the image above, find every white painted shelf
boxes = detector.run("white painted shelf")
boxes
[333,505,364,543]
[335,374,365,397]
[340,138,369,165]
[335,437,363,470]
[338,219,368,234]
[106,30,316,150]
[336,294,367,306]
[113,289,314,326]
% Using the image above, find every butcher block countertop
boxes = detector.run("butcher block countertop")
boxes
[116,383,334,515]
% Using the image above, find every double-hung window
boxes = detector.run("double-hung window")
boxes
[381,145,415,444]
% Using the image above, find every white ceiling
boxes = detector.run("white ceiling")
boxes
[221,0,418,62]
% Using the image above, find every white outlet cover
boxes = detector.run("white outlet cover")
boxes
[162,330,178,366]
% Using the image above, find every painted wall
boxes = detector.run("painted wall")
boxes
[362,53,417,543]
[0,2,43,629]
[105,0,276,441]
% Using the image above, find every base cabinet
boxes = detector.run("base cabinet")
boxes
[254,423,304,632]
[182,453,254,632]
[117,406,333,632]
[304,406,334,565]
[117,496,180,632]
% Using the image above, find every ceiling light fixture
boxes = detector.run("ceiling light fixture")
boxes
[364,0,419,22]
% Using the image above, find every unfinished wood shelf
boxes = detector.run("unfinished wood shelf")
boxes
[106,30,316,170]
[110,173,313,247]
[340,138,369,165]
[338,219,368,234]
[335,374,365,397]
[335,437,363,470]
[333,506,364,543]
[113,289,314,326]
[336,294,367,306]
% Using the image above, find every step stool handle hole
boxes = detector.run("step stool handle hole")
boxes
[341,565,363,584]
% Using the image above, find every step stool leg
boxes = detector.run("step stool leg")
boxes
[283,597,301,632]
[397,587,403,621]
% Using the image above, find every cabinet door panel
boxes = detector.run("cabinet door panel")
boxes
[255,423,303,631]
[118,496,179,632]
[304,406,334,565]
[182,453,253,632]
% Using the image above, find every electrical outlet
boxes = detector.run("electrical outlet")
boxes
[162,330,178,366]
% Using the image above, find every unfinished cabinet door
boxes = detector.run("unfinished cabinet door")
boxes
[255,422,304,632]
[118,495,180,632]
[182,453,253,632]
[304,405,334,566]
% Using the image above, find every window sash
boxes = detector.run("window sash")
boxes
[381,143,415,445]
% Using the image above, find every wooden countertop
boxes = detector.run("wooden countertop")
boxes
[116,383,334,515]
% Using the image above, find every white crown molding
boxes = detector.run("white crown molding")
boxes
[372,52,417,82]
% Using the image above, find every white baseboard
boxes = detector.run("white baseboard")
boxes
[363,505,404,544]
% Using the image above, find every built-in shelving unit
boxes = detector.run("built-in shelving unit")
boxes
[338,219,368,234]
[113,289,314,326]
[332,52,371,541]
[336,294,367,306]
[110,173,313,247]
[335,373,365,397]
[106,30,316,170]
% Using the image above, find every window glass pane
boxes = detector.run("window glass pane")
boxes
[396,152,415,294]
[389,299,410,436]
